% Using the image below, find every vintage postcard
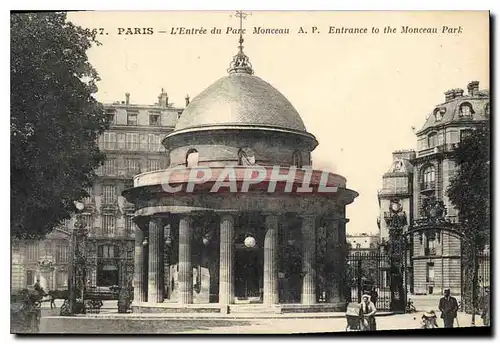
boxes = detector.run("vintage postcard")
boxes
[10,10,490,335]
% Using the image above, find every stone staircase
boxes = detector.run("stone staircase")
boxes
[229,304,282,314]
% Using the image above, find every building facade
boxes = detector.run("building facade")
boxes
[11,91,185,292]
[346,232,380,252]
[378,81,490,295]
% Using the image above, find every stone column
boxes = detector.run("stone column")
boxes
[219,214,235,306]
[178,214,193,304]
[163,223,173,300]
[148,217,164,303]
[264,214,279,305]
[133,219,147,303]
[301,215,316,305]
[325,219,340,303]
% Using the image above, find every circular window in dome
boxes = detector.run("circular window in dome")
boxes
[238,147,255,166]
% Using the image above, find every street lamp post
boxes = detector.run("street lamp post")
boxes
[384,200,408,312]
[68,201,88,315]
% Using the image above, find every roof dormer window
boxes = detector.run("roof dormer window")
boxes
[434,107,445,121]
[459,102,474,118]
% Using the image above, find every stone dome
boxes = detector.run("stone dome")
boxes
[174,73,308,134]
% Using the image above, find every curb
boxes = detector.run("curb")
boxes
[44,311,395,321]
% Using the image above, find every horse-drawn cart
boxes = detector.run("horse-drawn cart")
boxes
[58,285,132,315]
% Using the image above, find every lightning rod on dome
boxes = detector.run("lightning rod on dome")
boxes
[227,10,254,75]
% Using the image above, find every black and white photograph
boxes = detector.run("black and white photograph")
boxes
[9,9,491,335]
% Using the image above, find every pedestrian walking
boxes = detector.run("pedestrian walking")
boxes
[438,288,459,328]
[360,294,377,331]
[370,287,378,307]
[481,288,490,326]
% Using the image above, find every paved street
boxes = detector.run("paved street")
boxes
[39,310,487,334]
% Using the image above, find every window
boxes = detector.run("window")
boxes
[63,218,71,229]
[127,112,138,126]
[103,159,116,175]
[104,133,116,150]
[422,165,436,189]
[428,132,437,148]
[26,270,35,287]
[126,133,139,151]
[426,263,435,283]
[459,103,474,118]
[56,271,67,289]
[238,147,255,166]
[101,215,116,237]
[105,109,115,124]
[125,159,141,175]
[292,151,303,168]
[98,244,119,258]
[426,234,437,255]
[434,108,444,121]
[149,113,160,126]
[26,242,39,263]
[460,129,473,142]
[148,134,158,151]
[356,243,361,249]
[56,244,70,263]
[125,216,135,235]
[117,133,126,150]
[147,159,161,172]
[485,103,490,118]
[102,185,117,204]
[186,149,199,167]
[83,186,93,204]
[81,214,93,229]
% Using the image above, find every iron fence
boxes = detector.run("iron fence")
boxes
[345,251,393,311]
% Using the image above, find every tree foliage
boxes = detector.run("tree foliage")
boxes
[446,121,490,251]
[11,12,108,240]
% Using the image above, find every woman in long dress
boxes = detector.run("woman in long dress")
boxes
[360,294,377,331]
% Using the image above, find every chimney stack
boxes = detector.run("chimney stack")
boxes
[467,81,479,96]
[185,94,190,107]
[454,88,464,98]
[125,92,130,105]
[444,90,454,102]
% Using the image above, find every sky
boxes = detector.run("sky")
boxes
[67,11,489,235]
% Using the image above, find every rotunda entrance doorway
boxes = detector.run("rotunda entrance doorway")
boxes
[234,247,263,302]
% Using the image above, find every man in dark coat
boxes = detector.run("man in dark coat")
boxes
[481,288,490,326]
[438,288,459,328]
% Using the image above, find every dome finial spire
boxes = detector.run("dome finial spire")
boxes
[228,10,254,75]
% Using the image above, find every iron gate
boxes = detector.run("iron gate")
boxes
[345,251,392,311]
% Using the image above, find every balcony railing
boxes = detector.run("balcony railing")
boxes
[424,247,437,256]
[378,186,409,196]
[420,181,436,191]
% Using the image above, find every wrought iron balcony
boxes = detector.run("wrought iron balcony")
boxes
[420,181,436,192]
[424,247,437,256]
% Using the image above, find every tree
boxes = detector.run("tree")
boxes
[447,120,490,317]
[447,121,490,249]
[11,12,108,240]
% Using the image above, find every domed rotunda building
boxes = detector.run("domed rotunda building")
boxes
[124,38,358,313]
